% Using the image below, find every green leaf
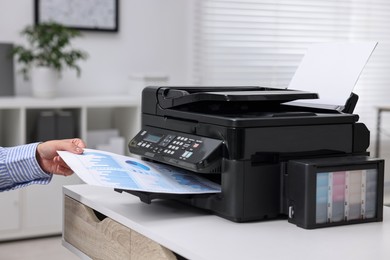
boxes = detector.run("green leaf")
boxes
[11,22,88,79]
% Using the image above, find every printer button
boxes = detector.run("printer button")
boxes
[145,152,155,157]
[193,143,199,148]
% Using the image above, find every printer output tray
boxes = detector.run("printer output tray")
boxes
[114,189,213,204]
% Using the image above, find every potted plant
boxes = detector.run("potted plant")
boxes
[12,22,88,98]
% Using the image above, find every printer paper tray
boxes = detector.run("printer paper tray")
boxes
[114,189,212,204]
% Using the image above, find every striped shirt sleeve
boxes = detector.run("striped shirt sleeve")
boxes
[0,143,52,192]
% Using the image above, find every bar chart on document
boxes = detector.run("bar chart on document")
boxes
[84,152,141,190]
[58,149,221,194]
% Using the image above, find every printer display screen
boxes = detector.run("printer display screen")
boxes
[143,133,163,143]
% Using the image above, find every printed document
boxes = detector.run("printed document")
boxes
[58,149,221,194]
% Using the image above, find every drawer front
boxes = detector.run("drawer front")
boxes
[63,196,176,260]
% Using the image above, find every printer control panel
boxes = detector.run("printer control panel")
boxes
[128,127,223,173]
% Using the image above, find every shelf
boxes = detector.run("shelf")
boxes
[0,95,141,241]
[0,95,139,109]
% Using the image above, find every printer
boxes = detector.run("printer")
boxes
[118,86,384,229]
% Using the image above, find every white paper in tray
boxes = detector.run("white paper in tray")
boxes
[288,42,377,107]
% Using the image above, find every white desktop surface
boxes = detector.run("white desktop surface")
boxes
[64,184,390,260]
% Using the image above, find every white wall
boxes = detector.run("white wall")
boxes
[0,0,191,97]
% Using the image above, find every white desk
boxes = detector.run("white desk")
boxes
[63,184,390,260]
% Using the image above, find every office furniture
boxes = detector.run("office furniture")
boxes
[375,105,390,157]
[0,43,15,96]
[0,96,139,241]
[63,184,390,260]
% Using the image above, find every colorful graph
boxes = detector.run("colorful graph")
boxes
[59,149,221,194]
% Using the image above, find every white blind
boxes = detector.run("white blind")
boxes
[192,0,390,155]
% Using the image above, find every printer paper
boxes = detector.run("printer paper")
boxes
[288,42,377,107]
[58,149,221,194]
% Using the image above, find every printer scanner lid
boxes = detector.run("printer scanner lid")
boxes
[142,86,359,128]
[156,86,318,109]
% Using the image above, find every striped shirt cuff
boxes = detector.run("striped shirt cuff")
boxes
[4,143,52,190]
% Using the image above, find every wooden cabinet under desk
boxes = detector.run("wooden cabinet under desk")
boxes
[0,96,140,241]
[63,184,390,260]
[63,196,176,260]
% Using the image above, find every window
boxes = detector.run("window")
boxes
[192,0,390,156]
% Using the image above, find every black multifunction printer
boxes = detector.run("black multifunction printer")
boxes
[117,86,384,229]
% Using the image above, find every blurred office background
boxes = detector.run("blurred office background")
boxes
[0,0,390,255]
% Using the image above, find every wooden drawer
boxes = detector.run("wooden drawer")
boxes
[63,196,177,260]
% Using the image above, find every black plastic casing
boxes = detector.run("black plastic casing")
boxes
[121,86,384,226]
[287,156,384,229]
